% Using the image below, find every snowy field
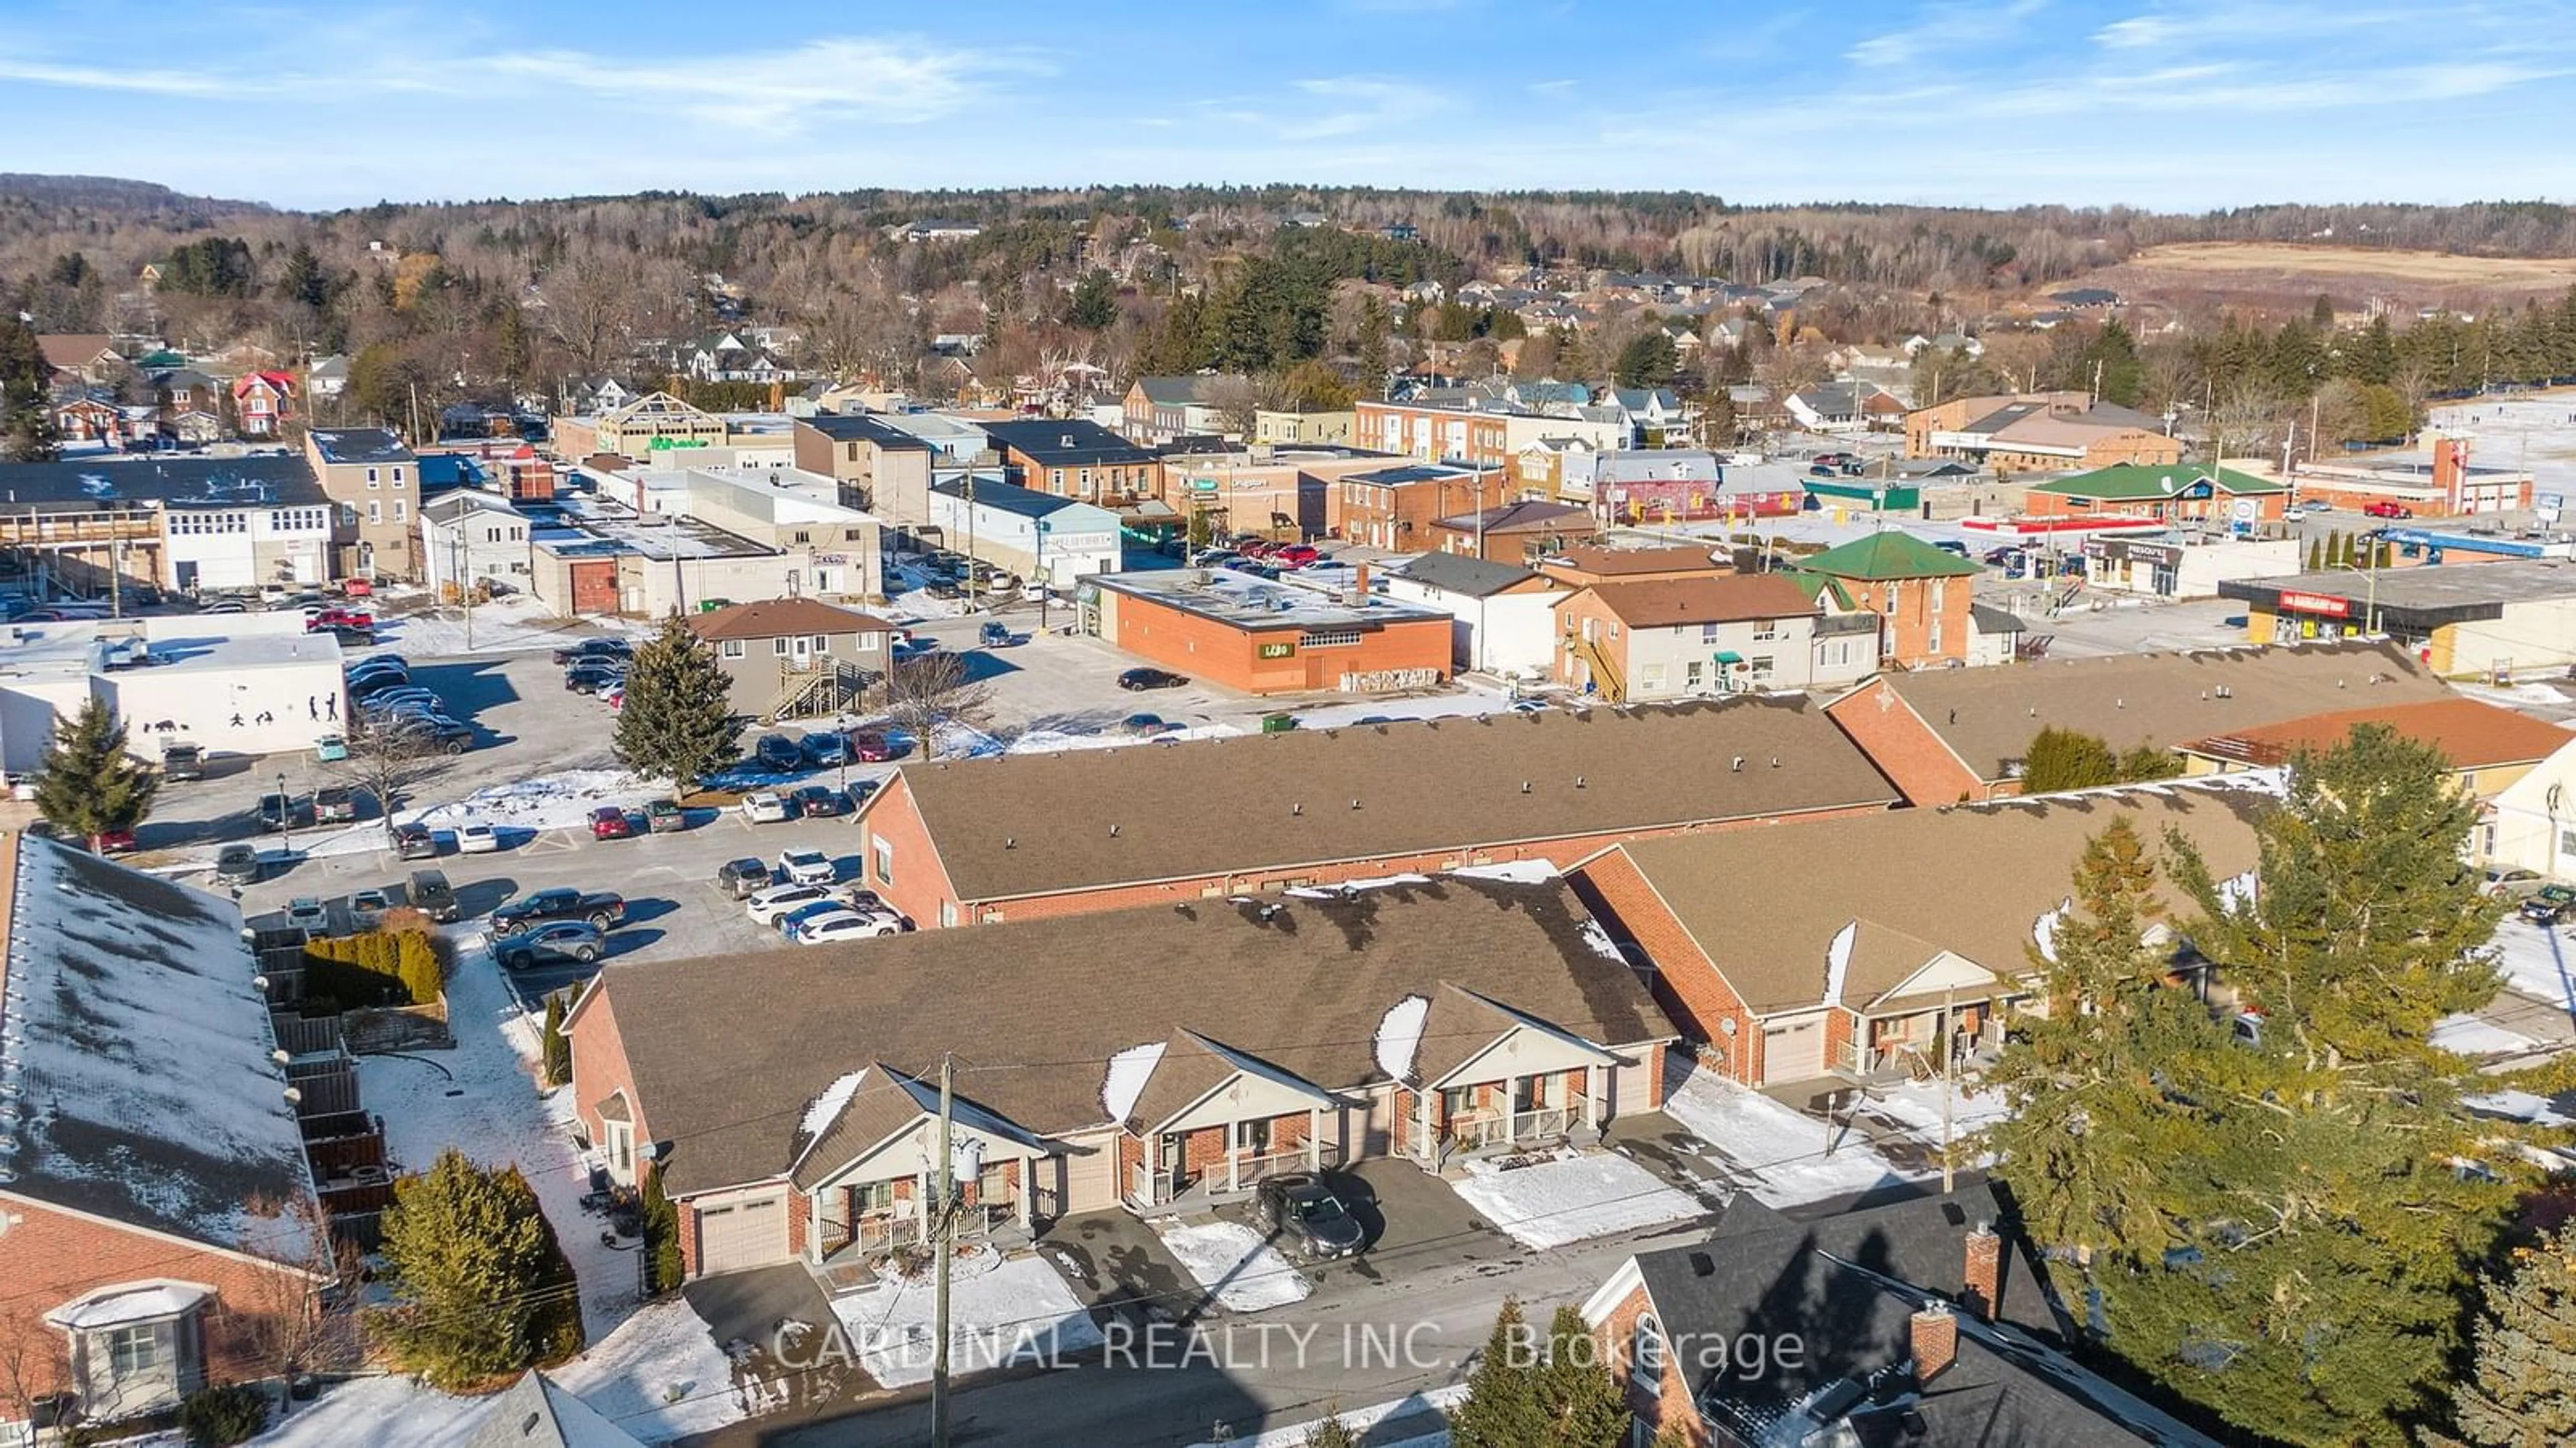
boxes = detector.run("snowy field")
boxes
[826,1248,1105,1388]
[1450,1147,1703,1249]
[2492,920,2576,1013]
[366,593,647,660]
[1659,1059,1908,1207]
[1857,1077,2010,1161]
[407,768,669,835]
[1151,1219,1314,1312]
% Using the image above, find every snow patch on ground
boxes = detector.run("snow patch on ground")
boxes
[2492,920,2576,1011]
[2432,1013,2544,1057]
[369,594,647,660]
[1102,1042,1168,1124]
[1660,1058,1907,1207]
[1860,1077,2011,1159]
[1152,1218,1313,1312]
[1448,859,1558,884]
[1375,995,1430,1081]
[1185,1384,1471,1448]
[551,1298,777,1441]
[408,769,667,835]
[2467,1089,2576,1127]
[1450,1147,1703,1249]
[251,1374,484,1447]
[825,1248,1105,1388]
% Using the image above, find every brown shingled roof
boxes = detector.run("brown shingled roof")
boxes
[1599,783,2269,1014]
[1857,641,2448,782]
[1578,574,1818,628]
[591,878,1676,1196]
[1540,544,1728,578]
[686,597,894,642]
[2180,696,2571,770]
[886,698,1899,904]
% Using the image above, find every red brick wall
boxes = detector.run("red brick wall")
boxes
[787,1192,810,1259]
[1104,590,1452,695]
[855,774,965,927]
[566,983,646,1170]
[676,1201,700,1279]
[0,1200,314,1408]
[1825,680,1988,805]
[1592,1282,1710,1448]
[1574,849,1760,1083]
[1179,1127,1228,1176]
[1833,575,1974,668]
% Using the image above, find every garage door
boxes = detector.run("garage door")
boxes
[1063,1135,1119,1214]
[694,1195,786,1274]
[569,560,619,616]
[1761,1015,1828,1084]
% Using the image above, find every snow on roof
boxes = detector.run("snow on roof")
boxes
[0,833,316,1255]
[1102,1043,1165,1125]
[795,1069,869,1153]
[44,1281,212,1332]
[1823,921,1856,1007]
[1450,860,1560,884]
[1374,996,1430,1082]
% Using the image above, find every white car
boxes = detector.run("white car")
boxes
[746,882,835,925]
[793,909,906,945]
[777,848,837,886]
[457,821,502,854]
[284,896,327,931]
[348,888,390,926]
[740,791,792,824]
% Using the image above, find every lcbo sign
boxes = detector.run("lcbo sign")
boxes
[2277,590,2351,619]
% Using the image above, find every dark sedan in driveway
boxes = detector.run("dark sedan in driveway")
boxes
[1254,1174,1366,1260]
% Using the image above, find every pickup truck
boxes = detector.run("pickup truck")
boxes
[491,887,627,936]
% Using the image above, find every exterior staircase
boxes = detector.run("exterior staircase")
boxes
[772,660,859,721]
[1567,633,1627,703]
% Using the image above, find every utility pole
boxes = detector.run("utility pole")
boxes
[1939,986,1957,1194]
[931,1051,957,1448]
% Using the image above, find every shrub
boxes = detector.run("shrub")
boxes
[641,1166,684,1294]
[298,929,444,1008]
[540,992,571,1088]
[179,1384,270,1447]
[374,1151,586,1388]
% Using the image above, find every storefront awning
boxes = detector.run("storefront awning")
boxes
[1714,650,1745,665]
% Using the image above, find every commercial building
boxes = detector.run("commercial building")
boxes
[1428,500,1596,564]
[2220,560,2576,674]
[304,428,419,580]
[1336,463,1501,551]
[1788,532,1982,668]
[1906,393,2183,473]
[1251,408,1354,447]
[2025,464,2288,525]
[0,611,345,774]
[1078,566,1451,695]
[2294,438,2533,516]
[1553,573,1874,700]
[792,413,934,522]
[1536,544,1731,588]
[926,478,1120,590]
[978,419,1163,509]
[2079,533,2304,599]
[419,492,533,600]
[524,499,796,620]
[0,456,335,598]
[850,697,1898,929]
[548,391,730,460]
[1379,552,1565,677]
[686,597,894,720]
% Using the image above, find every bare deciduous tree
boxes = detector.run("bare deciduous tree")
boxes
[332,719,456,842]
[239,1192,366,1396]
[881,652,996,761]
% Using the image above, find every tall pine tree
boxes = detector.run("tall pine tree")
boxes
[611,611,741,793]
[1450,1298,1546,1448]
[374,1150,584,1389]
[30,698,157,848]
[1534,1303,1629,1447]
[2426,1223,2576,1447]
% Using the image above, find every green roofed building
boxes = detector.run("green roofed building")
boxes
[2027,464,2288,524]
[1789,530,1987,668]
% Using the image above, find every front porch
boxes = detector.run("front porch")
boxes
[1831,995,2010,1087]
[1126,1108,1340,1212]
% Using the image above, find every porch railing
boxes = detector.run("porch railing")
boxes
[1448,1106,1578,1152]
[1131,1146,1334,1205]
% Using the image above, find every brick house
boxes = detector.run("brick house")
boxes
[850,696,1898,930]
[1551,573,1870,701]
[564,878,1678,1278]
[0,835,323,1436]
[1787,532,1981,669]
[36,334,123,387]
[1354,400,1513,467]
[1336,463,1500,550]
[1904,393,2183,472]
[791,413,934,521]
[230,372,294,438]
[52,397,123,445]
[1123,375,1244,443]
[1821,639,2449,805]
[1582,1184,2222,1448]
[1572,784,2264,1089]
[2025,464,2288,524]
[2176,695,2571,801]
[1428,499,1596,563]
[685,596,894,719]
[1535,543,1729,588]
[977,419,1163,508]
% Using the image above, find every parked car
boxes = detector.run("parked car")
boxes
[215,843,262,886]
[788,784,846,819]
[716,857,773,898]
[1273,544,1321,567]
[314,786,360,823]
[496,920,606,970]
[349,888,391,927]
[979,621,1016,648]
[347,654,409,680]
[739,791,792,824]
[312,608,375,631]
[794,910,906,944]
[645,798,686,833]
[364,686,439,710]
[284,897,328,932]
[492,888,626,935]
[2520,884,2576,926]
[383,715,473,754]
[748,883,838,925]
[551,639,634,666]
[406,869,458,922]
[755,733,804,772]
[850,731,897,763]
[257,792,310,829]
[2362,501,2415,519]
[565,664,626,694]
[588,806,638,840]
[392,822,438,860]
[93,829,138,855]
[2292,498,2334,515]
[159,741,206,780]
[845,779,883,811]
[2483,867,2548,900]
[458,821,502,854]
[800,731,849,768]
[1118,668,1189,691]
[777,848,837,886]
[1254,1174,1366,1260]
[1121,713,1178,736]
[777,900,857,939]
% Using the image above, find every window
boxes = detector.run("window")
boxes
[393,501,406,522]
[367,501,381,525]
[1927,623,1942,654]
[1079,468,1092,493]
[939,900,959,928]
[1931,583,1945,613]
[1298,625,1363,648]
[1686,661,1705,687]
[809,635,828,654]
[392,467,405,486]
[852,1180,896,1212]
[486,527,502,543]
[366,467,379,486]
[2560,826,2576,861]
[1752,619,1780,641]
[1631,1316,1665,1396]
[108,1324,160,1379]
[1750,655,1775,680]
[1700,623,1719,643]
[792,530,811,544]
[872,837,894,884]
[721,640,746,659]
[1051,468,1065,490]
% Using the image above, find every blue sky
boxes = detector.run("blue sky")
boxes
[3,0,2571,212]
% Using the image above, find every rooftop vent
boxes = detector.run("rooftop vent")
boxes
[1731,756,1744,772]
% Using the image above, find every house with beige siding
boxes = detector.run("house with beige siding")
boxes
[685,597,894,720]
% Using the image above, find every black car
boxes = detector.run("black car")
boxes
[788,784,846,818]
[392,822,439,860]
[565,663,626,694]
[407,868,460,922]
[257,792,311,829]
[716,857,773,898]
[1118,668,1189,691]
[551,638,635,666]
[381,715,472,755]
[2521,885,2576,927]
[755,733,804,772]
[496,920,606,970]
[844,779,882,812]
[1253,1174,1366,1260]
[492,887,627,935]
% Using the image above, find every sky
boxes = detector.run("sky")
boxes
[3,0,2573,213]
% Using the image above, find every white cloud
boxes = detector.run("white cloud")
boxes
[492,36,1022,132]
[1849,0,2047,67]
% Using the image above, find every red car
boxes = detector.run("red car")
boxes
[340,578,375,599]
[850,731,900,763]
[94,829,137,855]
[1274,544,1321,567]
[588,806,637,840]
[312,607,376,631]
[1236,539,1277,559]
[2361,501,2414,519]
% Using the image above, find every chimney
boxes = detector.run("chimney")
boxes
[1963,1223,2001,1321]
[1910,1304,1957,1382]
[1354,562,1371,597]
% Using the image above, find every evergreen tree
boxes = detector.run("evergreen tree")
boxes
[374,1151,584,1389]
[611,611,741,793]
[1066,268,1118,331]
[2307,535,2324,571]
[0,317,60,462]
[1356,297,1391,395]
[2430,1223,2576,1447]
[1450,1298,1546,1448]
[1613,331,1678,389]
[539,991,570,1088]
[2019,725,2121,793]
[639,1165,684,1294]
[30,698,157,849]
[2312,293,2337,328]
[1300,1412,1359,1448]
[2116,743,2182,782]
[1534,1304,1628,1447]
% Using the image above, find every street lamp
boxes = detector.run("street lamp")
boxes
[274,770,293,858]
[2336,559,2383,638]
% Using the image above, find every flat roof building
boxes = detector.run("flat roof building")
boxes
[2220,560,2576,674]
[1078,566,1454,695]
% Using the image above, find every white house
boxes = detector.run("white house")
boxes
[1380,552,1564,679]
[926,478,1119,590]
[420,492,533,598]
[0,613,346,774]
[2484,737,2576,882]
[163,499,334,594]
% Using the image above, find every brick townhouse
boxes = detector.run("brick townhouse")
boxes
[850,697,1900,930]
[565,877,1678,1278]
[1572,784,2264,1090]
[0,834,323,1436]
[977,419,1163,507]
[1336,462,1503,551]
[1822,638,2447,805]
